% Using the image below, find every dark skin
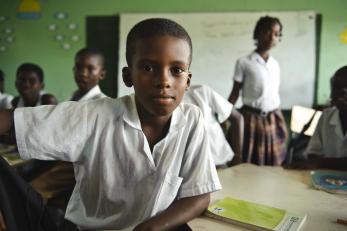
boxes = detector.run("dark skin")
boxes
[13,70,57,107]
[228,22,281,104]
[71,54,106,101]
[225,109,244,166]
[123,35,210,230]
[285,74,347,170]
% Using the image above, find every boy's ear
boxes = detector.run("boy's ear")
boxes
[122,67,133,87]
[100,69,106,80]
[186,73,192,90]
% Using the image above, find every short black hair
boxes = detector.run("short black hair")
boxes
[331,65,347,90]
[253,16,282,40]
[126,18,193,65]
[75,47,106,68]
[16,63,44,82]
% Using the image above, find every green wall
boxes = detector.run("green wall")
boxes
[0,0,346,103]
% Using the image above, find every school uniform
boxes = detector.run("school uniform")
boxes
[13,91,50,108]
[70,85,106,101]
[233,51,287,165]
[0,92,13,109]
[183,85,234,166]
[305,107,347,158]
[14,95,221,230]
[32,85,107,209]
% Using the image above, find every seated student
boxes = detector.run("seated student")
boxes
[286,66,347,170]
[0,18,221,230]
[12,63,57,108]
[0,69,13,109]
[70,48,107,101]
[183,84,244,167]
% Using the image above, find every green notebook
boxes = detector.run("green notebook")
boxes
[206,197,306,231]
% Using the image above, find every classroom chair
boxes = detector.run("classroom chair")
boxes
[285,105,322,164]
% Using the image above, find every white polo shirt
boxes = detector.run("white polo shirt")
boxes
[183,85,234,165]
[305,107,347,158]
[14,95,221,230]
[233,51,281,112]
[70,85,107,101]
[0,92,13,109]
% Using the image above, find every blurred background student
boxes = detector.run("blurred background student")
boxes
[12,63,57,108]
[228,16,287,166]
[0,69,13,109]
[286,66,347,170]
[70,48,107,101]
[183,84,244,167]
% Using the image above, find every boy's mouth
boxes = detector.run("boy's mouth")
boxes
[152,94,175,104]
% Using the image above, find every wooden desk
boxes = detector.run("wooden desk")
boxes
[189,164,347,231]
[0,144,26,167]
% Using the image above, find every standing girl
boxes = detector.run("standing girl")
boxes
[228,16,287,166]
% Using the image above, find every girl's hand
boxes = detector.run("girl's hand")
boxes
[0,210,6,231]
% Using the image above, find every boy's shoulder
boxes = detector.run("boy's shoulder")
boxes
[77,95,130,118]
[179,101,203,119]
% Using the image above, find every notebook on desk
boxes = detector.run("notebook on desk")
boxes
[205,197,306,231]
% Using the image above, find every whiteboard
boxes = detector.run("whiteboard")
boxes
[118,12,316,109]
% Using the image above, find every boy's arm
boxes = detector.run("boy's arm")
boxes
[0,109,14,135]
[134,193,210,231]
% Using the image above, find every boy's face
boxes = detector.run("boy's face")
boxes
[123,35,191,119]
[73,54,105,93]
[16,71,43,99]
[257,23,281,50]
[332,76,347,111]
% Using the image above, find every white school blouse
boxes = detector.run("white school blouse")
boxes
[305,107,347,158]
[70,85,106,101]
[0,92,13,109]
[233,51,281,112]
[183,85,234,165]
[14,95,221,230]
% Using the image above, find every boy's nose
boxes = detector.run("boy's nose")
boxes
[155,69,171,88]
[77,68,88,77]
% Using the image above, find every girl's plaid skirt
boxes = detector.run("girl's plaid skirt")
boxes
[240,106,288,166]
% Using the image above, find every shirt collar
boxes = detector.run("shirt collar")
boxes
[250,51,271,65]
[123,94,187,133]
[78,85,102,101]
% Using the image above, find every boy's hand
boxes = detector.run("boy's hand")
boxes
[134,193,210,231]
[0,210,6,231]
[133,220,158,231]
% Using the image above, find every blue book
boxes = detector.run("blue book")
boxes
[310,170,347,194]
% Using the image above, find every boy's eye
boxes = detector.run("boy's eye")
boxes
[171,67,186,77]
[142,64,153,72]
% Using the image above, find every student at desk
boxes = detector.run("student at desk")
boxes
[70,48,107,101]
[287,66,347,170]
[12,63,57,108]
[0,18,221,231]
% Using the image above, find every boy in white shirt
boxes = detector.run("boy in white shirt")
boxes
[183,84,244,166]
[70,48,107,101]
[0,18,221,231]
[285,66,347,170]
